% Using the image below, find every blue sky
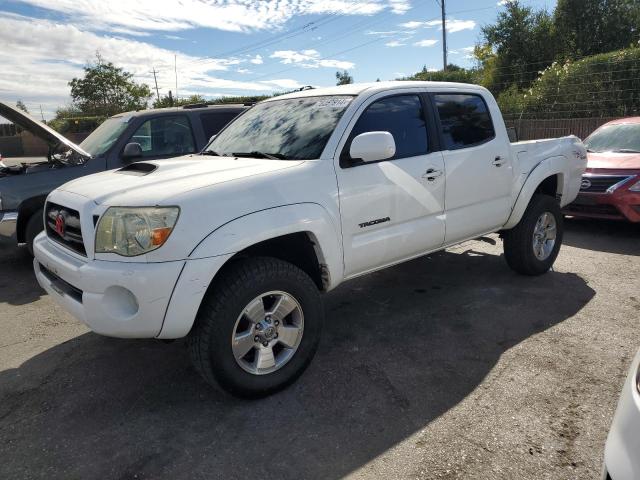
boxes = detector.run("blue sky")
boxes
[0,0,556,119]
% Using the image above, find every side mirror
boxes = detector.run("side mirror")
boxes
[122,142,143,161]
[349,131,396,163]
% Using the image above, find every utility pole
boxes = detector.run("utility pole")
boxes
[441,0,447,71]
[150,68,161,100]
[174,55,178,102]
[39,105,45,122]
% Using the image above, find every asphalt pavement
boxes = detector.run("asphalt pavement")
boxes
[0,218,638,479]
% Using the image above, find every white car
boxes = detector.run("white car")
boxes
[602,348,640,480]
[32,81,587,397]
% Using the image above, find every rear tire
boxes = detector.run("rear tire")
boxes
[25,209,44,256]
[188,257,323,398]
[503,194,563,276]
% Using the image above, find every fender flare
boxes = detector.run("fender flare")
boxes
[503,156,566,230]
[158,203,343,339]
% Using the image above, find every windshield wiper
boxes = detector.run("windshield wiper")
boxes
[232,151,290,160]
[200,150,224,156]
[613,149,640,153]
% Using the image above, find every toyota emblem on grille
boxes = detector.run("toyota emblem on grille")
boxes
[580,178,592,190]
[55,214,66,237]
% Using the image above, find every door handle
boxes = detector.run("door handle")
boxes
[423,168,444,181]
[492,156,506,167]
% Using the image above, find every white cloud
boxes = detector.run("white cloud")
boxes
[236,68,251,74]
[11,0,414,35]
[385,40,405,47]
[0,13,304,118]
[446,19,476,33]
[270,49,355,69]
[497,0,515,5]
[413,39,438,47]
[399,18,475,33]
[249,54,264,65]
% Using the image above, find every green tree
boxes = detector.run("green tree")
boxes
[554,0,640,59]
[69,53,152,117]
[153,93,207,109]
[335,70,354,85]
[405,64,478,83]
[479,1,558,93]
[15,100,29,113]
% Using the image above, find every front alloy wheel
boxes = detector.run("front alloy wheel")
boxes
[188,257,323,398]
[232,291,304,375]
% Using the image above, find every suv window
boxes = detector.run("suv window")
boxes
[349,95,428,161]
[200,111,242,139]
[434,94,495,150]
[130,115,195,157]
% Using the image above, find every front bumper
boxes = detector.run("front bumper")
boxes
[33,232,185,338]
[0,210,18,247]
[603,349,640,480]
[564,192,640,222]
[563,172,640,222]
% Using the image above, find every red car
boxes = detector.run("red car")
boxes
[564,117,640,222]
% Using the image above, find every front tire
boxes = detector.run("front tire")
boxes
[25,209,44,256]
[503,194,563,276]
[188,257,323,398]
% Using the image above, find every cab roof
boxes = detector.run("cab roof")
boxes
[112,103,248,119]
[263,81,488,102]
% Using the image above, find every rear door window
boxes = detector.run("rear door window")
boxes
[434,94,495,150]
[129,115,196,157]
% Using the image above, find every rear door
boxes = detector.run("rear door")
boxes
[336,92,446,278]
[432,93,513,243]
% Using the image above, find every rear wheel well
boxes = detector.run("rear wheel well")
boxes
[534,174,560,201]
[16,196,46,243]
[223,232,326,291]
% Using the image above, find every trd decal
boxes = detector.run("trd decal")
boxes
[358,217,391,228]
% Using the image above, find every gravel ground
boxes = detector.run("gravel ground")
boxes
[0,218,638,480]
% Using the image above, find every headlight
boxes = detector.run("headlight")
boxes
[95,207,179,256]
[629,180,640,192]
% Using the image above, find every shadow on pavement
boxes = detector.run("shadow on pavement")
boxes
[0,248,595,480]
[0,245,44,306]
[564,217,640,256]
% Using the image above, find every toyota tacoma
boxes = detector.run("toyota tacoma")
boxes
[32,82,587,397]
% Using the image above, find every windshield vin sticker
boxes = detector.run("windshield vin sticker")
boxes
[314,98,352,109]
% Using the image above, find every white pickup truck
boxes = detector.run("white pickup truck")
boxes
[33,81,587,397]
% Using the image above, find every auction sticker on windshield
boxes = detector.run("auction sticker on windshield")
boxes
[314,97,352,109]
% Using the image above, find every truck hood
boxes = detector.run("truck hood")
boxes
[587,151,640,170]
[0,101,91,159]
[57,155,304,205]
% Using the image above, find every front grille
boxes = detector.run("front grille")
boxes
[580,175,632,193]
[45,202,86,256]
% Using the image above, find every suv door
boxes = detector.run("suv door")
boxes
[336,92,446,278]
[125,115,196,161]
[432,93,512,243]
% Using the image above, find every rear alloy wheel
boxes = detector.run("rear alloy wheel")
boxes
[188,257,323,398]
[503,194,563,276]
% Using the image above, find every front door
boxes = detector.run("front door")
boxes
[336,93,446,278]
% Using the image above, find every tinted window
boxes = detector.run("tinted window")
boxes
[200,111,242,139]
[207,96,352,160]
[350,95,428,160]
[435,94,495,150]
[130,115,195,157]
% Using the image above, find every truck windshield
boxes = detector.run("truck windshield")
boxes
[204,96,353,160]
[584,124,640,153]
[79,116,131,156]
